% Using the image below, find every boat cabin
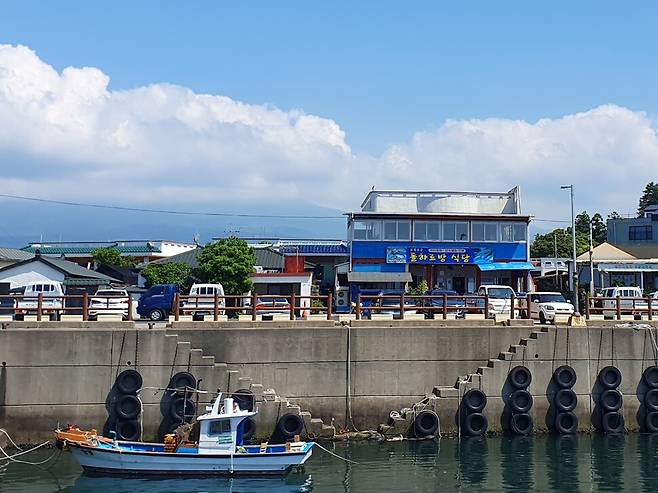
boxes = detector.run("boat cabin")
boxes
[197,395,256,454]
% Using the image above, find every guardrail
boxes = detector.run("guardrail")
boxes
[585,294,655,321]
[0,293,135,321]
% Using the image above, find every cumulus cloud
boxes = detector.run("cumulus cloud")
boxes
[0,43,657,229]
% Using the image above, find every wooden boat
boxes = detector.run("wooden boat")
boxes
[55,394,314,476]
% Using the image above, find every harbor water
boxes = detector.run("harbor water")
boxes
[2,434,658,492]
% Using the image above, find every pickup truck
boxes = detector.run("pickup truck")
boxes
[137,284,179,321]
[517,292,574,324]
[14,281,64,320]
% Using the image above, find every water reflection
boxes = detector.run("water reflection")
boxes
[546,434,579,492]
[456,437,488,487]
[68,472,314,493]
[500,436,533,491]
[638,434,658,492]
[591,434,625,492]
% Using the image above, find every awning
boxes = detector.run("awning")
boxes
[478,262,535,272]
[347,272,413,283]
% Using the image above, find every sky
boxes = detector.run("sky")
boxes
[1,1,658,245]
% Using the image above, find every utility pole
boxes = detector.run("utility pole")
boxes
[589,219,595,297]
[561,185,579,313]
[554,232,559,289]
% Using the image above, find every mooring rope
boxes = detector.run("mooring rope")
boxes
[314,442,359,465]
[0,429,57,466]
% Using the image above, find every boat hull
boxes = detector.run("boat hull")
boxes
[68,442,313,476]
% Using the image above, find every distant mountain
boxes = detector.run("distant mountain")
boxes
[0,199,347,248]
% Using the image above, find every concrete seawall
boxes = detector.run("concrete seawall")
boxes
[1,319,657,442]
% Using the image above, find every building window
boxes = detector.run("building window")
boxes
[443,222,469,242]
[414,221,441,241]
[383,220,411,241]
[353,220,382,240]
[500,223,527,242]
[472,222,498,242]
[629,225,653,241]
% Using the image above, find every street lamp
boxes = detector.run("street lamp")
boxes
[561,185,579,313]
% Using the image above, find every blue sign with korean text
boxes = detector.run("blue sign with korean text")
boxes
[386,247,494,265]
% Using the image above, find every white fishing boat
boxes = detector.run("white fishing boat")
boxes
[57,394,314,476]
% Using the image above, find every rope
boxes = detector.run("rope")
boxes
[115,331,126,380]
[586,323,592,429]
[314,442,359,465]
[169,343,179,381]
[0,428,23,451]
[0,433,54,465]
[566,325,570,365]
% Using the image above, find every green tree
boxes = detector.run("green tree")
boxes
[530,228,589,258]
[574,211,607,245]
[92,247,136,268]
[195,237,256,295]
[608,211,622,219]
[638,181,658,217]
[141,262,193,290]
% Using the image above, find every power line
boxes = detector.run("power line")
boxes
[0,194,345,220]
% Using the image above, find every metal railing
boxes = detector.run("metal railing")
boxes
[585,294,655,321]
[0,293,135,321]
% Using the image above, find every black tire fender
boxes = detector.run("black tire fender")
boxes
[645,389,658,412]
[598,366,622,390]
[170,372,197,395]
[413,410,439,438]
[115,394,141,420]
[116,419,141,441]
[463,413,488,437]
[231,389,255,412]
[554,389,578,412]
[170,397,196,421]
[242,417,256,441]
[555,411,578,434]
[277,413,304,439]
[646,412,658,433]
[509,366,532,389]
[510,413,533,436]
[509,389,533,413]
[643,366,658,389]
[553,365,577,389]
[463,389,487,413]
[116,369,143,395]
[601,411,625,434]
[600,389,623,413]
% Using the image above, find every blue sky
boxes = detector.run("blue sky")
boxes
[0,2,657,244]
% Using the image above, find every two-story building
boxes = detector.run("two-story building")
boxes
[346,188,533,295]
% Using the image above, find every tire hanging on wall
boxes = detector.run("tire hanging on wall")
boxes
[231,389,255,412]
[600,389,623,413]
[413,410,439,438]
[463,413,488,437]
[555,412,578,435]
[645,389,658,412]
[509,390,533,414]
[510,413,533,436]
[601,412,625,434]
[463,389,487,413]
[598,366,622,390]
[276,413,304,439]
[170,372,197,395]
[115,394,141,420]
[116,419,141,441]
[554,389,578,413]
[170,397,196,422]
[509,366,532,389]
[242,417,256,441]
[116,369,143,395]
[643,366,658,389]
[646,412,658,433]
[553,365,577,389]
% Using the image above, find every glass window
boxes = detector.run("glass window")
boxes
[397,221,410,240]
[208,419,231,435]
[443,222,468,241]
[443,223,456,241]
[383,221,397,240]
[484,223,498,241]
[414,221,441,241]
[500,224,513,242]
[472,223,485,242]
[513,223,526,241]
[629,225,653,241]
[353,220,382,240]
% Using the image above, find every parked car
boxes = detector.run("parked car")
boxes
[519,292,573,324]
[476,285,516,317]
[137,284,179,321]
[378,290,418,316]
[598,286,649,317]
[255,297,291,315]
[88,288,130,320]
[182,283,225,320]
[14,281,64,320]
[424,290,466,319]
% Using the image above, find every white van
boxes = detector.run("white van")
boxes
[599,286,647,317]
[182,283,225,319]
[15,281,64,320]
[477,285,516,316]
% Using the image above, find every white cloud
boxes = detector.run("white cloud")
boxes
[0,43,657,228]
